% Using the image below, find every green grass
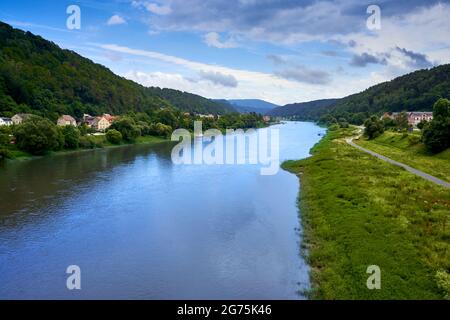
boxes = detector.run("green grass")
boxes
[282,128,450,300]
[355,131,450,183]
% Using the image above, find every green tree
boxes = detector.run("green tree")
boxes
[422,99,450,153]
[106,129,122,144]
[109,117,141,142]
[13,116,60,155]
[364,116,385,140]
[394,112,409,131]
[61,125,80,149]
[433,98,450,118]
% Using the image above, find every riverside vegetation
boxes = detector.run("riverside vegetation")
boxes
[0,111,267,161]
[282,126,450,299]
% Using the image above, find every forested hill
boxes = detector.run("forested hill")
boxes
[0,22,234,120]
[267,99,339,118]
[269,64,450,123]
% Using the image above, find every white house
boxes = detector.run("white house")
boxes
[0,117,13,126]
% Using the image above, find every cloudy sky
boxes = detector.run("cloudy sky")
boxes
[1,0,449,105]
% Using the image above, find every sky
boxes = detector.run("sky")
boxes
[1,0,449,105]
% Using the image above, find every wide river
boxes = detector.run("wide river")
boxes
[0,121,325,299]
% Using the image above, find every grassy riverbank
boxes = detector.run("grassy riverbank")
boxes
[282,127,450,299]
[5,135,168,162]
[355,131,450,183]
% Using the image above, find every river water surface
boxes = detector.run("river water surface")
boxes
[0,121,325,299]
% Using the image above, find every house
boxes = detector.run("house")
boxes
[57,115,77,126]
[92,116,111,131]
[198,114,215,119]
[82,113,116,131]
[407,112,433,126]
[12,113,33,125]
[263,116,271,122]
[0,117,13,126]
[382,112,433,127]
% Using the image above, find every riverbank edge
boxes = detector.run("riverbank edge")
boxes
[280,126,331,299]
[4,135,171,163]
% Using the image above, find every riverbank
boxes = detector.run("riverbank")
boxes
[4,135,169,163]
[282,127,450,299]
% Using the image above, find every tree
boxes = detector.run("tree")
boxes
[433,98,450,118]
[106,129,122,144]
[149,123,172,138]
[109,117,141,142]
[394,112,409,131]
[364,116,385,140]
[13,116,61,154]
[61,125,80,149]
[417,120,428,130]
[422,99,450,153]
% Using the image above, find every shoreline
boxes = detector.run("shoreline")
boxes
[4,135,170,163]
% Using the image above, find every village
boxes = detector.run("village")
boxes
[0,113,118,131]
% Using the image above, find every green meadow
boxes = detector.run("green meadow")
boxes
[282,127,450,299]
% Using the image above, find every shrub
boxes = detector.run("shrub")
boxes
[13,116,61,155]
[79,136,103,149]
[106,129,122,144]
[61,125,81,149]
[0,148,11,161]
[364,116,385,140]
[435,270,450,300]
[110,117,141,142]
[149,123,172,138]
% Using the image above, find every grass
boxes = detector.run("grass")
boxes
[355,131,450,183]
[282,127,450,299]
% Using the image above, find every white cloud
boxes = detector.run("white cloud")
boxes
[132,1,172,15]
[98,43,378,104]
[337,3,450,72]
[107,15,126,26]
[204,32,237,49]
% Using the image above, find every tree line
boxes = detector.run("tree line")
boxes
[0,109,267,159]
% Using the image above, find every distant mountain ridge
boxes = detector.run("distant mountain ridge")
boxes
[0,21,235,120]
[269,64,450,123]
[214,99,279,114]
[267,99,340,118]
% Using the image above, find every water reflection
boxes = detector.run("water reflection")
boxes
[0,122,325,300]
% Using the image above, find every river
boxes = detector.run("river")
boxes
[0,121,325,299]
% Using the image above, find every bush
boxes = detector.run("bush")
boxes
[106,129,122,144]
[61,125,81,149]
[149,123,172,138]
[435,270,450,300]
[422,99,450,153]
[79,136,103,149]
[407,135,420,146]
[0,133,10,146]
[0,148,11,161]
[13,116,61,155]
[110,117,141,142]
[364,116,385,139]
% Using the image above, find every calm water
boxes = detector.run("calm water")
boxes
[0,122,325,299]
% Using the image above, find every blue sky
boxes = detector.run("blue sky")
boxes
[1,0,449,105]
